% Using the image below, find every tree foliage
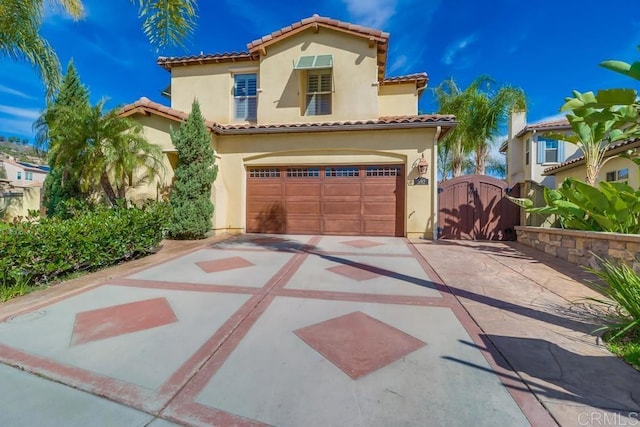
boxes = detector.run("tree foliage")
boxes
[434,76,526,179]
[39,60,89,216]
[169,100,217,239]
[0,0,197,95]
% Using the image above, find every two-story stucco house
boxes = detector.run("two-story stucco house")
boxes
[501,112,578,188]
[121,15,456,238]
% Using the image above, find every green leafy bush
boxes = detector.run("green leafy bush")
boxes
[509,177,640,233]
[0,202,170,293]
[588,257,640,340]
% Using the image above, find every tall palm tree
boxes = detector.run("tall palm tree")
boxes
[48,100,164,205]
[0,0,197,96]
[463,77,526,175]
[434,76,526,177]
[434,79,469,179]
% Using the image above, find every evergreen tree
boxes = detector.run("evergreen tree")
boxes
[169,100,217,239]
[38,60,89,217]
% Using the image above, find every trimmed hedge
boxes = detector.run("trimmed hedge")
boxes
[0,202,170,289]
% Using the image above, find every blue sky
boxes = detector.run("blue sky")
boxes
[1,0,640,143]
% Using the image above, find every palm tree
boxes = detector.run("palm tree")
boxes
[434,76,526,177]
[434,79,469,179]
[1,0,197,96]
[463,78,526,175]
[48,100,164,205]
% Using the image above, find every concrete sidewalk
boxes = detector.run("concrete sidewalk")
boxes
[0,234,637,426]
[412,240,640,426]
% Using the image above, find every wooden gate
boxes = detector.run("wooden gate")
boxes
[437,175,520,241]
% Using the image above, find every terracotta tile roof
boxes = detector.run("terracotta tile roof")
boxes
[543,137,640,175]
[515,118,571,138]
[247,15,390,82]
[157,52,257,71]
[217,115,456,135]
[119,97,217,131]
[119,98,457,136]
[381,73,429,90]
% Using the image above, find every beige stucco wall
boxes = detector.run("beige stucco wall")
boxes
[257,28,379,123]
[125,115,181,204]
[1,187,41,221]
[378,84,418,116]
[212,127,436,238]
[170,60,260,123]
[552,156,639,189]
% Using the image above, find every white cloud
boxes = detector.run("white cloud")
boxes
[341,0,398,29]
[0,85,35,100]
[0,117,36,137]
[535,112,567,123]
[0,105,40,120]
[442,34,478,65]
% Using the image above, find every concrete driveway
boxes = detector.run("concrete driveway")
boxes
[0,235,637,426]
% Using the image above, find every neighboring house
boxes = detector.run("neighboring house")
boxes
[0,157,47,221]
[543,138,640,188]
[501,112,578,188]
[121,15,456,238]
[0,157,48,186]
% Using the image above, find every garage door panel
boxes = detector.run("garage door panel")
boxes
[323,182,361,197]
[362,181,398,197]
[363,201,397,216]
[247,183,282,197]
[285,201,321,215]
[285,182,321,197]
[323,219,361,235]
[363,220,396,235]
[323,200,360,216]
[286,218,321,234]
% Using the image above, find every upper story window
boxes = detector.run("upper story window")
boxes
[306,71,332,116]
[294,55,333,116]
[525,139,530,166]
[537,137,565,164]
[234,73,257,122]
[25,172,33,181]
[16,171,22,180]
[606,168,629,182]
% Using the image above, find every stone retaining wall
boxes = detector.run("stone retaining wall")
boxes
[515,226,640,270]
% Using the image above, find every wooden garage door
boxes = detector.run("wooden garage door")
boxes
[246,165,404,236]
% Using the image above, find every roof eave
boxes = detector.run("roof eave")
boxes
[514,125,572,138]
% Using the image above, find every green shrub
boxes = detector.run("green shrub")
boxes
[168,100,217,239]
[0,201,170,293]
[587,257,640,340]
[509,177,640,233]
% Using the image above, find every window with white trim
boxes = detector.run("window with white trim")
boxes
[234,73,257,121]
[306,70,332,116]
[25,172,33,181]
[16,171,22,180]
[525,139,530,166]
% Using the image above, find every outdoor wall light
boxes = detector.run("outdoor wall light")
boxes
[418,153,429,175]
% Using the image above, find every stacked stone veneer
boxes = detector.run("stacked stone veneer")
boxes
[515,226,640,270]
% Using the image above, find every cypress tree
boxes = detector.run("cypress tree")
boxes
[39,60,90,216]
[168,100,217,239]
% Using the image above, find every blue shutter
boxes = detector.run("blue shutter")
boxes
[537,137,545,164]
[558,140,565,162]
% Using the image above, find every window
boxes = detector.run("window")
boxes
[306,70,332,116]
[525,139,530,166]
[286,168,320,177]
[606,168,629,182]
[234,73,257,121]
[248,168,280,178]
[366,166,401,177]
[537,137,565,164]
[16,171,22,180]
[325,167,359,177]
[25,172,33,181]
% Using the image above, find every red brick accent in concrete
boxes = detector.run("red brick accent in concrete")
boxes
[295,311,426,380]
[339,239,384,248]
[71,297,177,346]
[327,264,381,281]
[196,256,254,273]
